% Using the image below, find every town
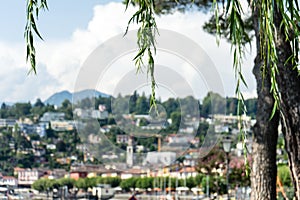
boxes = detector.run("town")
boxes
[0,90,290,199]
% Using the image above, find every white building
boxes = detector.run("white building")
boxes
[0,119,16,128]
[17,168,44,186]
[143,152,176,166]
[50,120,75,131]
[40,112,65,122]
[0,174,17,187]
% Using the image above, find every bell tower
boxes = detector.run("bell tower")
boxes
[126,136,134,167]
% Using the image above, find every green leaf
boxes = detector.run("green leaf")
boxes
[239,72,248,87]
[30,14,44,40]
[269,100,278,120]
[25,0,47,72]
[133,46,147,61]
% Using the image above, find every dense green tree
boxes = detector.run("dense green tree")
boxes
[0,130,14,174]
[0,103,9,118]
[32,178,50,192]
[58,178,75,189]
[45,127,56,138]
[16,153,35,168]
[179,96,200,117]
[169,111,182,131]
[196,121,209,143]
[162,98,179,118]
[16,135,32,150]
[136,177,154,189]
[135,94,149,114]
[75,178,89,191]
[245,98,257,119]
[226,97,238,115]
[111,94,130,116]
[129,91,138,113]
[13,102,32,118]
[34,98,44,107]
[98,177,121,187]
[58,99,73,120]
[185,177,197,189]
[56,140,67,152]
[120,177,138,191]
[201,92,226,117]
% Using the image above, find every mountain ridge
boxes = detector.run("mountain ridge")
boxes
[44,89,110,106]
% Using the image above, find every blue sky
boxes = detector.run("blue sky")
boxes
[0,1,256,103]
[0,0,121,42]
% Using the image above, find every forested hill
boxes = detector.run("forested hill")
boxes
[0,91,256,119]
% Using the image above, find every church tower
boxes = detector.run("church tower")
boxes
[126,136,134,167]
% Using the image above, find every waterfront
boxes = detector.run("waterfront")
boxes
[0,187,252,200]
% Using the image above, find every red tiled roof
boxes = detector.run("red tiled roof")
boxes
[3,176,17,180]
[14,167,24,172]
[122,168,145,174]
[179,167,196,173]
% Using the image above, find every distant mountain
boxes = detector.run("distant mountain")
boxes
[44,89,109,107]
[44,91,72,106]
[73,89,109,102]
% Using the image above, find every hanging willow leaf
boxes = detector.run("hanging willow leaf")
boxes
[25,0,48,74]
[125,0,158,109]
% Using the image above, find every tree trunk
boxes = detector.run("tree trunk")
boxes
[250,5,280,200]
[251,55,279,200]
[274,4,300,198]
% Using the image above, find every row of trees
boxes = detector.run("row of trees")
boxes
[0,92,256,121]
[0,98,72,120]
[107,92,257,118]
[77,91,257,119]
[32,166,291,196]
[32,177,121,192]
[31,174,236,195]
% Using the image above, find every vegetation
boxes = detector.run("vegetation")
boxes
[31,175,205,192]
[0,93,256,122]
[30,173,251,197]
[32,177,121,192]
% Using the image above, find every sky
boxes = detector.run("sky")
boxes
[0,0,257,103]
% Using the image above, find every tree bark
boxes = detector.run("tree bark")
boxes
[250,5,280,200]
[274,4,300,198]
[251,55,279,200]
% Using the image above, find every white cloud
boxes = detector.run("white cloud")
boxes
[0,2,256,103]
